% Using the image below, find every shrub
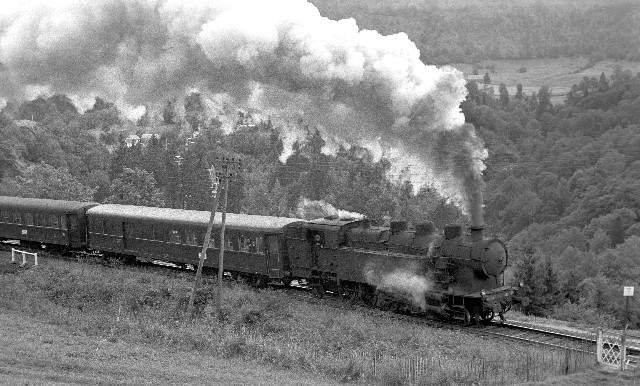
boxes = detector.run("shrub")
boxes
[552,301,617,328]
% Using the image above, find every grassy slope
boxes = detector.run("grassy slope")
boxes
[0,255,636,385]
[0,308,337,386]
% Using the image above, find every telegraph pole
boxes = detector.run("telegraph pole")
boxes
[186,157,241,320]
[187,165,220,319]
[214,156,242,322]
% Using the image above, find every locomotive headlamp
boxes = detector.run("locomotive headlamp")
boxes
[481,289,486,297]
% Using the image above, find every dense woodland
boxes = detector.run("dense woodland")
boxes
[1,0,639,329]
[311,0,640,64]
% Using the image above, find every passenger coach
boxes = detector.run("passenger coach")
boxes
[0,196,98,249]
[86,204,300,284]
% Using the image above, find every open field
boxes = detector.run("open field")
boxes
[452,57,640,104]
[0,255,637,385]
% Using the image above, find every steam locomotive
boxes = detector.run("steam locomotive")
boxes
[0,195,515,324]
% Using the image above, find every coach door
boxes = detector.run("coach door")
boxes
[67,214,80,247]
[122,222,129,250]
[265,235,281,279]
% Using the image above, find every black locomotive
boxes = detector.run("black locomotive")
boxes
[0,195,515,324]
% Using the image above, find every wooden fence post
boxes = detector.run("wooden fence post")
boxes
[621,325,627,371]
[596,328,603,364]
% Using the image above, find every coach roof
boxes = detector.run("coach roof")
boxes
[86,204,302,232]
[0,196,98,213]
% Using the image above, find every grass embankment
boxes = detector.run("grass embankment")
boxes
[0,256,602,385]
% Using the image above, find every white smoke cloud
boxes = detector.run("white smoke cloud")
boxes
[365,268,433,310]
[0,0,486,222]
[296,198,365,221]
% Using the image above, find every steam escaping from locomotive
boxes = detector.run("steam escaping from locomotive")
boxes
[366,268,433,310]
[296,198,365,221]
[0,0,487,223]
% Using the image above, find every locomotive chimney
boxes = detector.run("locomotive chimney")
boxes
[469,226,484,241]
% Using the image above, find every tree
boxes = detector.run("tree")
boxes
[542,257,561,309]
[82,98,121,131]
[104,167,164,206]
[0,162,95,201]
[163,100,176,125]
[515,83,523,100]
[184,92,205,130]
[483,71,491,84]
[241,161,288,216]
[536,85,552,118]
[598,72,609,92]
[499,83,510,106]
[512,250,549,316]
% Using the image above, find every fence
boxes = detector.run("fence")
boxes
[10,248,38,267]
[339,349,593,385]
[596,328,639,370]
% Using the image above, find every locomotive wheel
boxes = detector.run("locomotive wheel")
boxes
[252,276,267,288]
[463,310,472,326]
[388,302,400,313]
[483,310,495,321]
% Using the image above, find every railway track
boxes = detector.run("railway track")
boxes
[468,320,596,352]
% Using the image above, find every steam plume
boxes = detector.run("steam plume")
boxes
[365,268,432,310]
[0,0,486,222]
[296,198,364,221]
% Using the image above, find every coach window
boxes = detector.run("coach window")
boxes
[104,220,120,236]
[207,234,217,249]
[34,214,44,227]
[13,212,22,224]
[139,225,152,240]
[153,226,168,242]
[60,215,66,229]
[69,215,78,230]
[50,215,60,229]
[255,236,263,254]
[169,229,181,244]
[24,213,34,226]
[185,229,198,246]
[238,235,250,252]
[226,234,236,251]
